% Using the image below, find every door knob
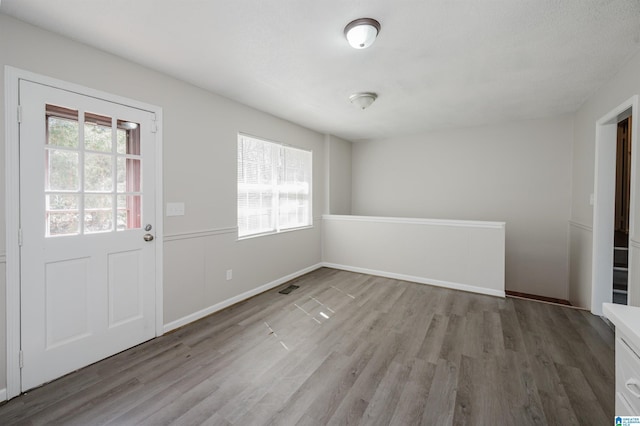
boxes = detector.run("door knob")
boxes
[143,234,154,242]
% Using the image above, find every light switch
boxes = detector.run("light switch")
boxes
[166,202,185,216]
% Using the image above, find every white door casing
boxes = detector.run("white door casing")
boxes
[5,67,164,399]
[592,95,639,315]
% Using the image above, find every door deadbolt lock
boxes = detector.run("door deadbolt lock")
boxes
[145,224,152,231]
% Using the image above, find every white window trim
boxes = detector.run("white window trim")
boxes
[237,224,315,241]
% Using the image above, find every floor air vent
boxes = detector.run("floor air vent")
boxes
[279,284,299,295]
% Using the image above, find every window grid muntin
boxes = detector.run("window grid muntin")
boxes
[45,104,142,237]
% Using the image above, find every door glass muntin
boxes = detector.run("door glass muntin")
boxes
[44,104,142,237]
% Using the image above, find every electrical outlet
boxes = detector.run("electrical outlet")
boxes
[226,269,233,280]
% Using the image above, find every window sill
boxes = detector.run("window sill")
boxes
[237,224,315,241]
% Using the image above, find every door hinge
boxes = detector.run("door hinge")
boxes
[17,105,22,123]
[151,120,158,133]
[18,228,23,247]
[19,350,24,369]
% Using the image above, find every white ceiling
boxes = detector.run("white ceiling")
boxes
[2,1,640,141]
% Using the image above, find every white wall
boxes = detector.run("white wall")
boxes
[0,14,326,391]
[326,135,352,215]
[323,215,505,297]
[351,116,574,300]
[569,49,640,308]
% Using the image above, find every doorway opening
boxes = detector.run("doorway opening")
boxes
[613,115,632,305]
[591,96,637,316]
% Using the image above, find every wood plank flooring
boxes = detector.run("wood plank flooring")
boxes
[0,268,615,425]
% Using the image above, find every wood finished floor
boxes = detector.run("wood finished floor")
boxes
[0,268,615,425]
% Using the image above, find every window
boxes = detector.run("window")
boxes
[237,134,312,238]
[45,104,142,237]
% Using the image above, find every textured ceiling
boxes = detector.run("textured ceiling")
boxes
[2,1,640,141]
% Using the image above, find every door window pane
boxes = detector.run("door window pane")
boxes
[47,106,78,148]
[46,149,79,191]
[117,158,141,193]
[84,153,113,192]
[84,194,113,233]
[84,113,112,152]
[117,195,141,231]
[117,129,127,154]
[46,194,80,236]
[116,120,140,155]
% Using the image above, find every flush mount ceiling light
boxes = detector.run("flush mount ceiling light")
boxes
[344,18,381,49]
[349,92,378,110]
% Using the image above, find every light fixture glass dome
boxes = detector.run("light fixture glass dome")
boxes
[344,18,380,49]
[349,92,378,109]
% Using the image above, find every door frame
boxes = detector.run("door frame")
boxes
[4,66,164,400]
[592,95,638,315]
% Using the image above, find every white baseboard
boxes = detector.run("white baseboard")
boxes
[0,388,7,401]
[322,262,505,298]
[163,260,504,334]
[163,263,323,333]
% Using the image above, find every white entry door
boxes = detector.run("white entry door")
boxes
[19,80,158,391]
